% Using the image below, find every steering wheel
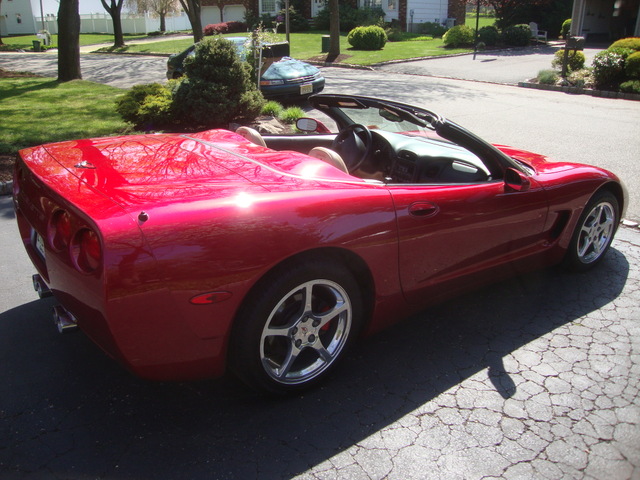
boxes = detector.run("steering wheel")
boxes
[332,124,373,172]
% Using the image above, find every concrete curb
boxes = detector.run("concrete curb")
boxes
[518,81,640,101]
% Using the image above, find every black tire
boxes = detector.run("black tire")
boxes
[564,190,619,272]
[229,259,363,394]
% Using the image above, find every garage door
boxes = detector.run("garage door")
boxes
[224,5,246,22]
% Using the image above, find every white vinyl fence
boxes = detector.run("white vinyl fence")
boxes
[35,12,192,35]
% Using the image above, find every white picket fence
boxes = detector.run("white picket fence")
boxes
[34,12,192,35]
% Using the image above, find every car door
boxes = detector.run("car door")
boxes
[390,178,549,305]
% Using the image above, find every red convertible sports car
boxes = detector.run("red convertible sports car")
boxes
[13,94,627,394]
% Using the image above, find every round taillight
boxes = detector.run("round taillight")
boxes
[48,210,72,252]
[71,228,102,273]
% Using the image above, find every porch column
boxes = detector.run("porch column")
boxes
[570,0,586,36]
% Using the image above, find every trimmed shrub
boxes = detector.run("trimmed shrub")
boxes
[592,50,625,90]
[620,79,640,94]
[203,21,247,36]
[115,82,174,129]
[502,24,531,46]
[537,69,558,85]
[551,49,586,72]
[347,25,387,50]
[608,37,640,52]
[478,25,499,46]
[172,37,264,128]
[561,19,571,39]
[626,51,640,78]
[419,22,448,38]
[442,25,474,47]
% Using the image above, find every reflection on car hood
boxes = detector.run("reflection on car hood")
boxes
[263,57,320,80]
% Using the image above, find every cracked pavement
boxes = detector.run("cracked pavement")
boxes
[1,192,639,479]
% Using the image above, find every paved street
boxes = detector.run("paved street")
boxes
[1,48,640,479]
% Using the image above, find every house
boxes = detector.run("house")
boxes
[570,0,640,40]
[200,0,464,31]
[1,0,43,36]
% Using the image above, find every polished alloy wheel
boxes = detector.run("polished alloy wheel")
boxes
[259,279,352,385]
[576,201,616,264]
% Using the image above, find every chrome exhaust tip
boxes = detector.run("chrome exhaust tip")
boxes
[52,305,79,333]
[32,274,53,299]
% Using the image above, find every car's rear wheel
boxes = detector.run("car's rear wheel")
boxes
[229,259,363,394]
[564,190,619,272]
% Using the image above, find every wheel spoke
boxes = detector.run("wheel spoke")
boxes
[273,345,300,379]
[316,299,348,329]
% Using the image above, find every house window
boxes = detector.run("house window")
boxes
[261,0,277,14]
[388,0,396,10]
[362,0,382,7]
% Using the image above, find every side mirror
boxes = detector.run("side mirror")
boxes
[504,167,531,192]
[296,117,319,133]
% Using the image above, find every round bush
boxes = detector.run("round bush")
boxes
[173,37,264,128]
[561,19,571,39]
[347,25,387,50]
[592,50,625,90]
[442,25,475,47]
[502,24,531,46]
[551,49,586,72]
[478,25,499,46]
[626,51,640,78]
[608,37,640,52]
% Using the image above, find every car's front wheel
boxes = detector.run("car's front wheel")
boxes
[229,259,363,394]
[564,190,619,272]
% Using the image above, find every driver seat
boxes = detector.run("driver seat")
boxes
[308,147,349,174]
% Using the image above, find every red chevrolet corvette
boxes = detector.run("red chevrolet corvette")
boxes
[13,94,627,393]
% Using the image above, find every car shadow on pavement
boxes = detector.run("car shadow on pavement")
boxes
[0,246,629,478]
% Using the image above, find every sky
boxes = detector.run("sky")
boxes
[38,0,115,16]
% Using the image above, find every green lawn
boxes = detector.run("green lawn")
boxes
[0,33,149,51]
[0,77,128,154]
[111,31,471,65]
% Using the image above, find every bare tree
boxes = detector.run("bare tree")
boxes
[58,0,82,81]
[179,0,203,43]
[126,0,180,32]
[101,0,126,47]
[328,0,339,59]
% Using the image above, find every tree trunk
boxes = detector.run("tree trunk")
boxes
[179,0,203,43]
[160,13,166,32]
[328,0,340,58]
[101,0,125,48]
[57,0,82,82]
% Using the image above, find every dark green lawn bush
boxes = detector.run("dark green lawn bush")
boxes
[478,25,499,46]
[442,25,474,47]
[173,37,264,128]
[537,69,558,85]
[419,22,448,38]
[274,7,309,32]
[502,24,531,46]
[347,25,387,50]
[551,49,586,72]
